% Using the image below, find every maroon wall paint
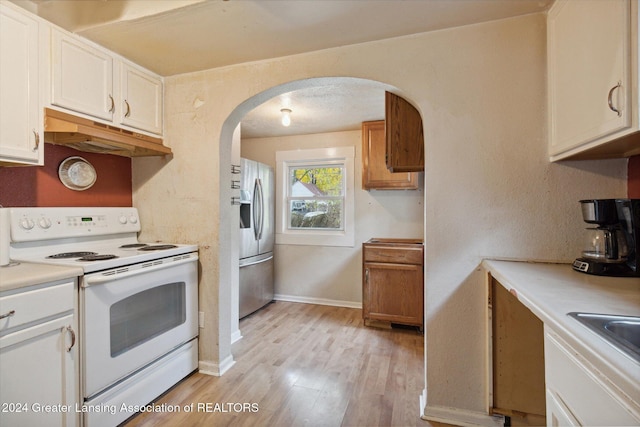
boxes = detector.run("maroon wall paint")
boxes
[0,144,132,207]
[630,155,640,198]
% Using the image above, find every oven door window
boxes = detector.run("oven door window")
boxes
[110,282,186,357]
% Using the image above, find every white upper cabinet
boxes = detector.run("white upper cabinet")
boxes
[119,62,163,135]
[49,29,163,136]
[0,2,43,165]
[548,0,640,161]
[51,29,114,122]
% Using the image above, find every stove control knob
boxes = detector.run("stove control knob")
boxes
[119,215,128,225]
[20,218,35,230]
[129,215,138,224]
[38,218,52,229]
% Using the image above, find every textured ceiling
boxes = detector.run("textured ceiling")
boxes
[18,0,554,138]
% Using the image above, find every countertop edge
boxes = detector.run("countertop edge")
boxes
[0,262,83,292]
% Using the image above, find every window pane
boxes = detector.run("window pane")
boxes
[289,167,343,197]
[290,199,343,229]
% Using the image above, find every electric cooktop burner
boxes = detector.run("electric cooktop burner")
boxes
[78,254,119,261]
[138,245,178,251]
[120,243,149,249]
[47,251,97,259]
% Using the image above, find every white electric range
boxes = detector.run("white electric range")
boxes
[2,207,199,427]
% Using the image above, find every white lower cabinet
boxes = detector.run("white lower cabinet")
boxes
[0,280,78,427]
[546,389,580,427]
[544,327,640,426]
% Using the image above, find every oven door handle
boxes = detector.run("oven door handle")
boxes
[83,255,198,287]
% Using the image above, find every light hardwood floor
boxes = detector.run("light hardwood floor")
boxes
[123,301,433,427]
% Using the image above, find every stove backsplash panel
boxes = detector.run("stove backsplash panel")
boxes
[0,144,132,207]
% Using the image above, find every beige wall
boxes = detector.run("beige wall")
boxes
[242,130,424,305]
[132,13,627,423]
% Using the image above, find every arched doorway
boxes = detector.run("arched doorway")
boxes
[216,77,424,367]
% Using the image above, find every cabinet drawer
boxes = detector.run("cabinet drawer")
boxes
[545,329,640,426]
[363,245,423,265]
[0,281,74,333]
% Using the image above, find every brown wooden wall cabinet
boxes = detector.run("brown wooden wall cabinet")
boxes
[385,92,424,173]
[489,275,546,426]
[363,238,424,329]
[362,120,418,190]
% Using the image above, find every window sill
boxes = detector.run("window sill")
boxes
[275,230,354,247]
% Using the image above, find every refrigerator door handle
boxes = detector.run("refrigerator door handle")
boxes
[257,178,264,240]
[252,178,260,241]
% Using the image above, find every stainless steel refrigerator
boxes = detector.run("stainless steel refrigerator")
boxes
[239,158,275,319]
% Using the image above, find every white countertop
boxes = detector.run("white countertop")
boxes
[0,262,83,292]
[483,260,640,411]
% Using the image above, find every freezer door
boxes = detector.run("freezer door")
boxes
[239,158,258,259]
[258,163,275,254]
[239,253,274,318]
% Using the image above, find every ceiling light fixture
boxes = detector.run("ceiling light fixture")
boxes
[280,108,292,127]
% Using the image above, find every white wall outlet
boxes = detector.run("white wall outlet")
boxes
[199,311,205,328]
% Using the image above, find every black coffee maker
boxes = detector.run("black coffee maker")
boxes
[573,199,640,277]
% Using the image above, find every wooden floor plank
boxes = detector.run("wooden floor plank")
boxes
[124,301,428,427]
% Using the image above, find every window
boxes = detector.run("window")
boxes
[288,165,344,230]
[276,147,354,247]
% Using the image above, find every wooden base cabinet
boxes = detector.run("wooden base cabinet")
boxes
[363,239,423,328]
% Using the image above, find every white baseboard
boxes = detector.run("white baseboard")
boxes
[420,389,427,419]
[231,329,243,344]
[422,405,504,427]
[273,293,362,309]
[198,355,235,377]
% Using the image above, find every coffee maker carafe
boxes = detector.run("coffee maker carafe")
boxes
[573,199,640,277]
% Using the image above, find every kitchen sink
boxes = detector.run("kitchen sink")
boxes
[568,312,640,363]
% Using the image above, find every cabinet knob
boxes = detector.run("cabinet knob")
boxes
[607,81,622,117]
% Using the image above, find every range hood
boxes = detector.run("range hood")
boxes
[44,108,171,157]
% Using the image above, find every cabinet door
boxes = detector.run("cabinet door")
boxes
[119,62,163,134]
[0,3,42,165]
[363,261,423,326]
[546,390,580,427]
[385,92,424,172]
[362,120,418,190]
[51,30,114,121]
[544,329,640,426]
[548,0,632,157]
[0,314,77,427]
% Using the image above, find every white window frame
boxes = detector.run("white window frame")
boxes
[276,147,355,247]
